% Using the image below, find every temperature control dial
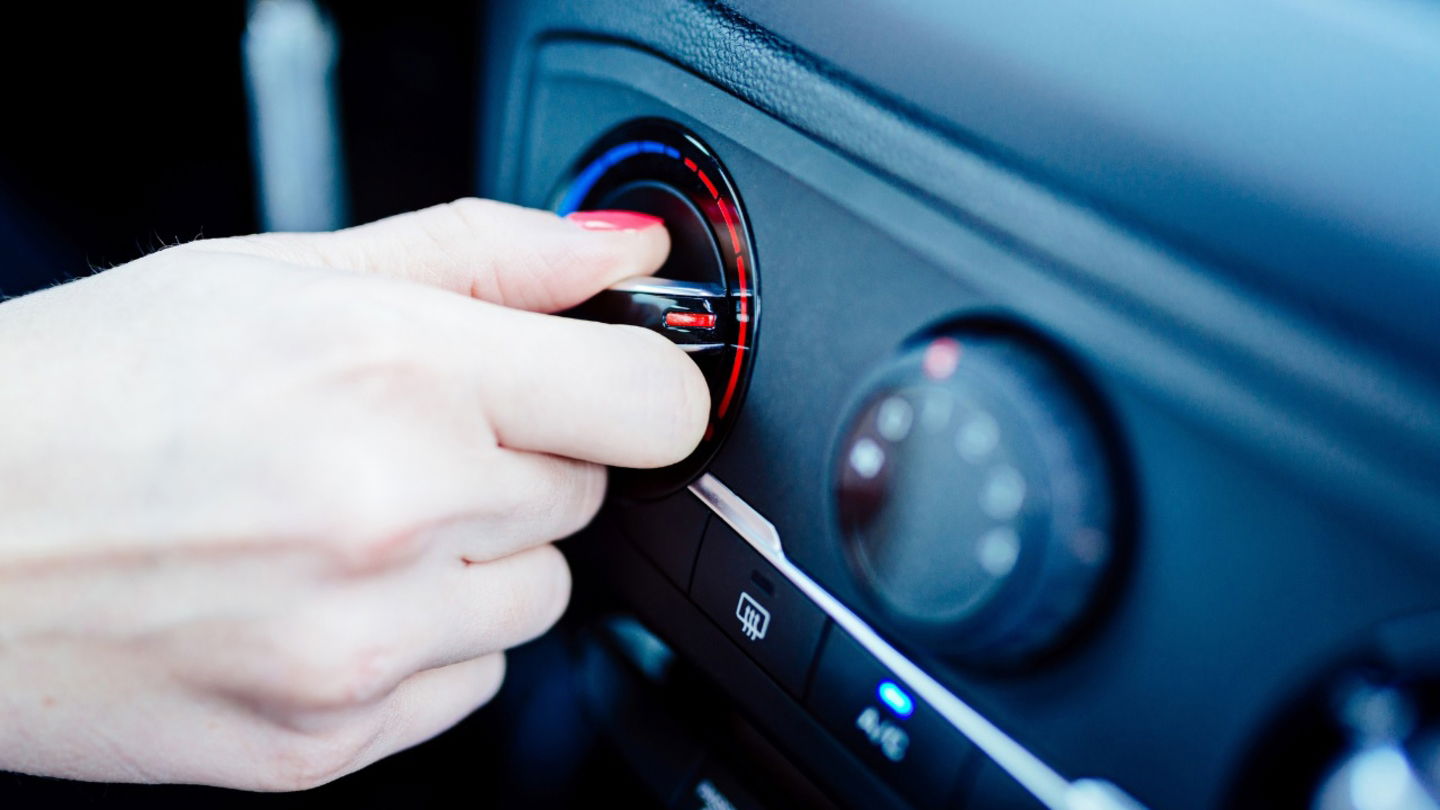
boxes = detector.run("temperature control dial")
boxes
[834,329,1120,665]
[558,120,758,499]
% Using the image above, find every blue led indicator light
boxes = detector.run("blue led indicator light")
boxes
[877,680,914,718]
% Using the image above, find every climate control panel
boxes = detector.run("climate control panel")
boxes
[488,20,1440,810]
[558,119,1140,810]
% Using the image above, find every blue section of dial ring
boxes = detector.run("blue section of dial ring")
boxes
[557,140,683,215]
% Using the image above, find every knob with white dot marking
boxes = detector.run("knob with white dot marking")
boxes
[833,328,1122,665]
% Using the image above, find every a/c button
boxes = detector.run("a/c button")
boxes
[689,518,828,698]
[806,629,975,809]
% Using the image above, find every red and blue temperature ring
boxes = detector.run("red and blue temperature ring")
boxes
[556,124,756,425]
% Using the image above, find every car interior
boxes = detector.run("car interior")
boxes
[3,2,1440,809]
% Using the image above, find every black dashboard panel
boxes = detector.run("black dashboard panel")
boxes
[478,3,1440,808]
[720,1,1440,361]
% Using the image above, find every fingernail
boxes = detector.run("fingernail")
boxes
[566,210,665,232]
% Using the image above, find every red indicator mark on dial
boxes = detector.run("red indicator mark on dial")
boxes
[664,311,718,329]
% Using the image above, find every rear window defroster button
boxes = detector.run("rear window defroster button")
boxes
[689,518,828,698]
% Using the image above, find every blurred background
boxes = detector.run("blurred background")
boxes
[0,1,479,296]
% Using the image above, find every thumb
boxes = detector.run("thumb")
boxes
[202,199,671,313]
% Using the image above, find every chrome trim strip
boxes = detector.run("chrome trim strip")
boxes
[688,473,1145,810]
[607,276,727,298]
[691,474,783,556]
[678,343,726,354]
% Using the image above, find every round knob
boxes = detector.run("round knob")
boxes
[556,120,759,499]
[833,329,1121,665]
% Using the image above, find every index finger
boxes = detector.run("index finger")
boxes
[202,199,672,313]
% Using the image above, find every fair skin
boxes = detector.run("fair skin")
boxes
[0,199,709,791]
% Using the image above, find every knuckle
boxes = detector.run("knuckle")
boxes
[262,729,373,792]
[285,450,431,570]
[253,312,458,565]
[277,278,418,364]
[340,524,430,573]
[245,290,398,391]
[286,661,393,714]
[270,629,402,712]
[438,197,505,231]
[314,516,438,582]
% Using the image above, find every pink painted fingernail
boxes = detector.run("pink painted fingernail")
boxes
[566,210,665,231]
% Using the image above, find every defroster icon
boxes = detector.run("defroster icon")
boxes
[735,592,771,641]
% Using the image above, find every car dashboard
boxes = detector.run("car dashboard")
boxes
[3,2,1439,809]
[475,2,1440,809]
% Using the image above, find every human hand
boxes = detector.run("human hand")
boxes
[0,200,708,789]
